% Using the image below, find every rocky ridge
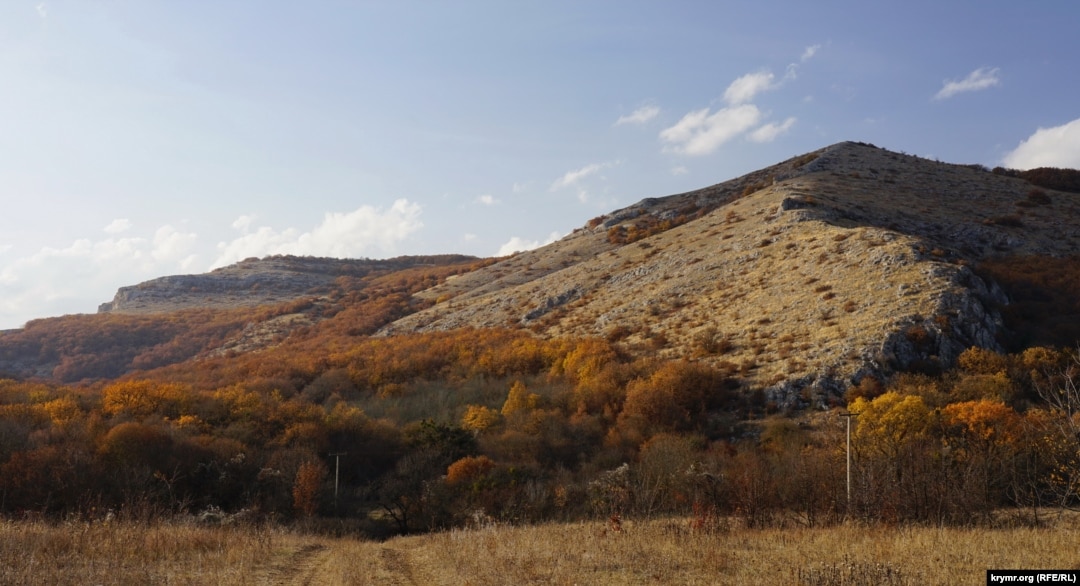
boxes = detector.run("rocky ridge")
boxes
[383,142,1080,407]
[98,255,475,314]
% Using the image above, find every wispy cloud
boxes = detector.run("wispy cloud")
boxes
[496,231,563,256]
[475,194,498,206]
[723,71,776,106]
[1002,117,1080,170]
[660,105,762,156]
[670,166,688,176]
[748,117,797,143]
[661,46,815,156]
[35,3,47,19]
[934,67,1001,100]
[212,199,423,268]
[550,161,619,191]
[614,105,660,126]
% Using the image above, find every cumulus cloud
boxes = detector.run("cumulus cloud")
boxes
[0,225,199,328]
[496,231,563,256]
[212,199,423,269]
[934,67,1001,100]
[723,71,776,106]
[659,104,762,156]
[748,117,797,143]
[104,218,132,234]
[151,225,199,268]
[1002,118,1080,169]
[614,105,660,126]
[232,215,255,233]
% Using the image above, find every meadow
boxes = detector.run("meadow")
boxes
[3,515,1078,585]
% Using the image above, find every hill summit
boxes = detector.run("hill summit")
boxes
[381,141,1080,407]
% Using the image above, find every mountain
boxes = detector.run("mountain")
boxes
[97,255,478,314]
[380,141,1080,406]
[0,255,483,381]
[3,141,1079,401]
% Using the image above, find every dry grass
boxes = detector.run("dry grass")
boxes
[0,518,320,585]
[6,516,1080,585]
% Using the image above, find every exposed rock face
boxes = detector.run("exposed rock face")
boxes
[383,142,1080,401]
[98,255,475,314]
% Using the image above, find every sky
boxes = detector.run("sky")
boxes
[2,1,1080,329]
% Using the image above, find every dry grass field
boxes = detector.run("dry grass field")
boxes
[4,515,1079,585]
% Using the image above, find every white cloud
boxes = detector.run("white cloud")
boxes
[551,163,603,190]
[232,215,255,233]
[0,226,200,328]
[615,105,660,126]
[104,219,132,234]
[748,117,797,143]
[801,44,821,62]
[475,194,498,206]
[36,3,47,19]
[659,104,762,156]
[723,71,776,105]
[670,166,689,176]
[496,231,563,256]
[550,161,619,191]
[151,225,199,269]
[212,199,423,269]
[463,233,477,242]
[1002,118,1080,170]
[933,67,1001,100]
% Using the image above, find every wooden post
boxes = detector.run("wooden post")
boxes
[329,452,347,510]
[838,413,857,514]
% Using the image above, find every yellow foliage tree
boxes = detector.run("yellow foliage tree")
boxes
[849,391,933,460]
[501,381,539,418]
[461,405,500,433]
[941,399,1020,446]
[102,380,190,419]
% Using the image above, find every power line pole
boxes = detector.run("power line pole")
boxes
[329,452,347,511]
[838,412,857,515]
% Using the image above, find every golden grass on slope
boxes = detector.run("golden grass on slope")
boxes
[4,517,1079,585]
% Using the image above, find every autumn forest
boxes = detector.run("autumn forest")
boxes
[2,252,1080,540]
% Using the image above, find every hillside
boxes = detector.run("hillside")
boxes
[384,142,1080,406]
[3,142,1079,397]
[0,255,482,381]
[4,141,1080,535]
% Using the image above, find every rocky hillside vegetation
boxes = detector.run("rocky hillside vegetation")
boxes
[384,142,1080,406]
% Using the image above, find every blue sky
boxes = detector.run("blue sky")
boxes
[2,1,1080,329]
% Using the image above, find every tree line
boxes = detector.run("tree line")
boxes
[2,324,1079,534]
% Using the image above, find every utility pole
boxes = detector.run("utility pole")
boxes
[329,452,347,511]
[838,412,857,514]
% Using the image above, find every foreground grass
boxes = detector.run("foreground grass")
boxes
[3,516,1079,584]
